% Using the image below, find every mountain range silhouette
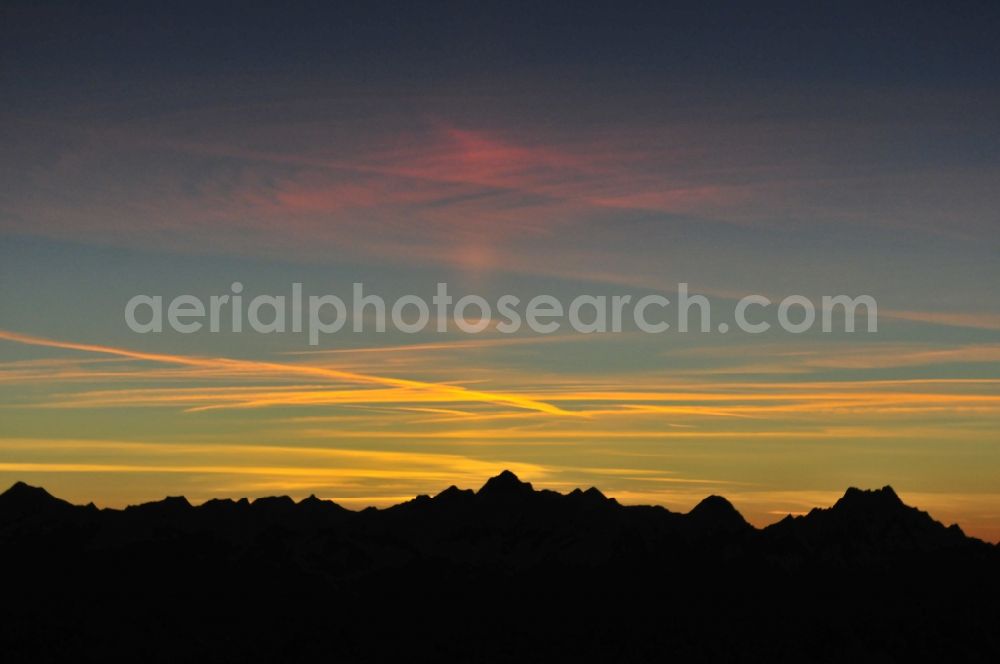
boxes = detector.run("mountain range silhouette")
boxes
[2,472,998,662]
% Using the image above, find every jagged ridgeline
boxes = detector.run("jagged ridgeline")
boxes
[2,472,998,662]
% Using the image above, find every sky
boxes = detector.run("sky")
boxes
[2,1,999,538]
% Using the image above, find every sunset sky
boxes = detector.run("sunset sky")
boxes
[2,2,999,538]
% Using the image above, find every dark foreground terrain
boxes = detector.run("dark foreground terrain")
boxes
[2,471,998,663]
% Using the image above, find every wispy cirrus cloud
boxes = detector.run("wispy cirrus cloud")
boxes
[0,329,569,415]
[4,329,998,428]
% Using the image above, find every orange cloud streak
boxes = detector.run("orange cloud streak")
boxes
[0,329,569,416]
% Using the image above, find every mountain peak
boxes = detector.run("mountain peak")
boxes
[0,481,73,517]
[690,494,738,514]
[435,485,474,501]
[568,486,610,506]
[2,481,50,500]
[834,485,904,512]
[477,470,534,498]
[163,495,192,508]
[125,495,191,516]
[688,495,749,531]
[298,493,348,515]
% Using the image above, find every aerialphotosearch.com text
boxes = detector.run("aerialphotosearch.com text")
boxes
[124,282,878,345]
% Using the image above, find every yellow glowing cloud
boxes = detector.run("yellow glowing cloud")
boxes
[0,329,569,415]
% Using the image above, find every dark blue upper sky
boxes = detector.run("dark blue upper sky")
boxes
[5,1,1000,105]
